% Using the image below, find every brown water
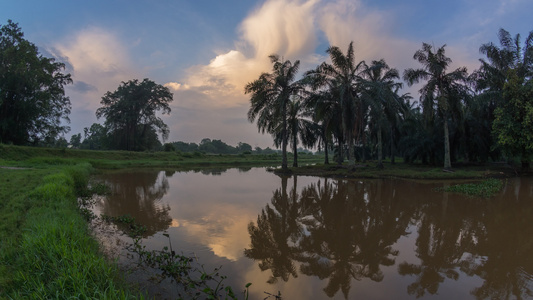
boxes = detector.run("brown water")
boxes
[90,168,533,299]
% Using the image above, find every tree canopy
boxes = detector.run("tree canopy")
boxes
[96,78,173,151]
[0,20,72,145]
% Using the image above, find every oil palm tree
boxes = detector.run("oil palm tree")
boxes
[360,59,402,168]
[305,86,343,164]
[246,55,304,170]
[404,43,468,170]
[305,42,364,166]
[273,98,318,167]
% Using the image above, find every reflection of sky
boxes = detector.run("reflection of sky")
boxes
[93,170,533,300]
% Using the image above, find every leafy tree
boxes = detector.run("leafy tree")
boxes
[404,43,468,170]
[96,78,173,151]
[246,55,305,169]
[475,28,533,168]
[237,142,253,153]
[0,20,72,145]
[172,141,199,153]
[492,71,533,169]
[69,133,82,148]
[81,123,107,150]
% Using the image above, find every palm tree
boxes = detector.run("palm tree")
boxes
[360,59,402,169]
[273,98,318,167]
[403,43,468,170]
[245,55,304,170]
[476,28,533,169]
[305,86,343,164]
[305,42,364,166]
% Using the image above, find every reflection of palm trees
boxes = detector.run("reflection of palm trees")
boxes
[299,179,411,298]
[100,171,172,236]
[398,191,483,298]
[244,176,302,283]
[463,182,533,300]
[246,177,412,298]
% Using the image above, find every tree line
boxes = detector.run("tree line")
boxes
[2,20,532,168]
[246,29,533,170]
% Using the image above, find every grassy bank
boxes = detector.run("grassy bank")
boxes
[277,160,520,179]
[0,143,321,170]
[0,162,141,299]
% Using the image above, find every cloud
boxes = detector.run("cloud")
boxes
[51,27,138,136]
[72,81,98,93]
[166,0,321,108]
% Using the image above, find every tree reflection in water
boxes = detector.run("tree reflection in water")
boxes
[245,176,533,299]
[245,176,412,298]
[98,171,172,237]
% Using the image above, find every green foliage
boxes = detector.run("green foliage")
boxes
[96,78,173,151]
[0,164,140,299]
[0,20,72,145]
[492,70,533,164]
[437,178,504,198]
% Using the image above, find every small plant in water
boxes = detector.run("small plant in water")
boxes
[129,232,252,300]
[103,215,260,299]
[437,178,504,198]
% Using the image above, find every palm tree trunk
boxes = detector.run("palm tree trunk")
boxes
[377,126,383,169]
[443,117,452,170]
[348,131,355,166]
[292,130,298,167]
[282,109,288,170]
[324,138,329,164]
[390,125,395,165]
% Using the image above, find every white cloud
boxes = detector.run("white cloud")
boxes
[52,27,138,136]
[167,0,321,108]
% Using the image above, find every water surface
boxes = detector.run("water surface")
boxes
[91,168,533,299]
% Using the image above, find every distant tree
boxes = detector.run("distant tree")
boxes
[81,123,107,150]
[70,133,82,148]
[0,20,72,145]
[163,143,175,152]
[237,142,253,153]
[96,78,173,151]
[172,141,198,152]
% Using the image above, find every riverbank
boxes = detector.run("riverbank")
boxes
[273,161,522,179]
[0,162,142,299]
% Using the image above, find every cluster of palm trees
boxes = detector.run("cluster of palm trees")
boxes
[245,28,533,170]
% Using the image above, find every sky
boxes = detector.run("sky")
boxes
[2,0,532,148]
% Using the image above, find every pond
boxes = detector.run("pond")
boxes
[89,167,533,299]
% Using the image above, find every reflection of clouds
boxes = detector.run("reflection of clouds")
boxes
[171,205,253,261]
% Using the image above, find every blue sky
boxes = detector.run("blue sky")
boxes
[2,0,532,148]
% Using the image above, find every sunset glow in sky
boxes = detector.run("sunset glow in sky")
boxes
[2,0,532,148]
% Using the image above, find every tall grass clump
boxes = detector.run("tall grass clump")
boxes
[1,164,141,299]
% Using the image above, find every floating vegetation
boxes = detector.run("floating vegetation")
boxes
[437,178,504,198]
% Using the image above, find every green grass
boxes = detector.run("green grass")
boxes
[285,161,512,179]
[0,163,141,299]
[0,143,323,170]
